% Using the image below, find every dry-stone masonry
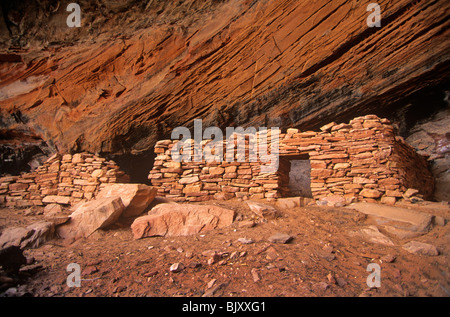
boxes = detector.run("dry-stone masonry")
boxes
[0,152,129,207]
[148,115,434,204]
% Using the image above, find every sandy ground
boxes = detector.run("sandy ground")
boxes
[0,199,449,297]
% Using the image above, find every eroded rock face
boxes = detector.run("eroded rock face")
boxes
[0,0,448,174]
[406,107,450,201]
[131,203,235,239]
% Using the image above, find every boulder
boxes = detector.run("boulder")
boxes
[96,183,157,218]
[131,203,235,239]
[57,197,125,241]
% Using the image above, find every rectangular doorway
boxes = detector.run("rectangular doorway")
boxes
[279,156,312,198]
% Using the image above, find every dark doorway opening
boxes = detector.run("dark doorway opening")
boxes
[108,149,156,185]
[279,155,312,198]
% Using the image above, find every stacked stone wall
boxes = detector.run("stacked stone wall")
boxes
[148,115,435,203]
[0,152,129,207]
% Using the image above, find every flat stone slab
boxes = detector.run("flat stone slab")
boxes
[268,233,293,244]
[131,203,235,239]
[347,203,433,233]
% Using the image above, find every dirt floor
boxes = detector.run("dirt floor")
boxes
[0,199,449,297]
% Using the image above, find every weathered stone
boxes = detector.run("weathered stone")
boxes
[347,203,433,233]
[131,203,235,239]
[169,262,185,273]
[349,226,394,246]
[360,189,382,198]
[57,197,125,240]
[43,203,63,217]
[402,241,439,256]
[403,188,419,198]
[96,183,157,218]
[268,233,293,244]
[237,237,254,244]
[318,195,347,207]
[0,221,55,250]
[91,169,104,178]
[42,195,70,205]
[179,176,200,184]
[9,183,28,191]
[246,201,281,219]
[380,196,396,206]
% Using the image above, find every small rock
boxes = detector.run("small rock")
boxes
[207,279,217,289]
[336,277,347,287]
[380,254,396,263]
[403,188,419,198]
[251,268,260,282]
[237,237,254,244]
[188,262,202,269]
[402,241,439,256]
[23,208,34,216]
[433,216,446,226]
[265,247,279,261]
[169,262,185,273]
[82,266,98,275]
[268,233,293,244]
[246,201,281,219]
[207,253,221,265]
[322,245,334,253]
[112,286,127,293]
[238,220,256,228]
[313,282,329,291]
[327,273,336,284]
[202,283,226,297]
[229,251,239,260]
[143,270,158,277]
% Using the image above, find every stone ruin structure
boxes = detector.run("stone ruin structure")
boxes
[148,115,435,204]
[0,115,436,208]
[0,153,129,208]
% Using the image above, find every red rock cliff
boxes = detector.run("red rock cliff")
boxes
[0,0,449,178]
